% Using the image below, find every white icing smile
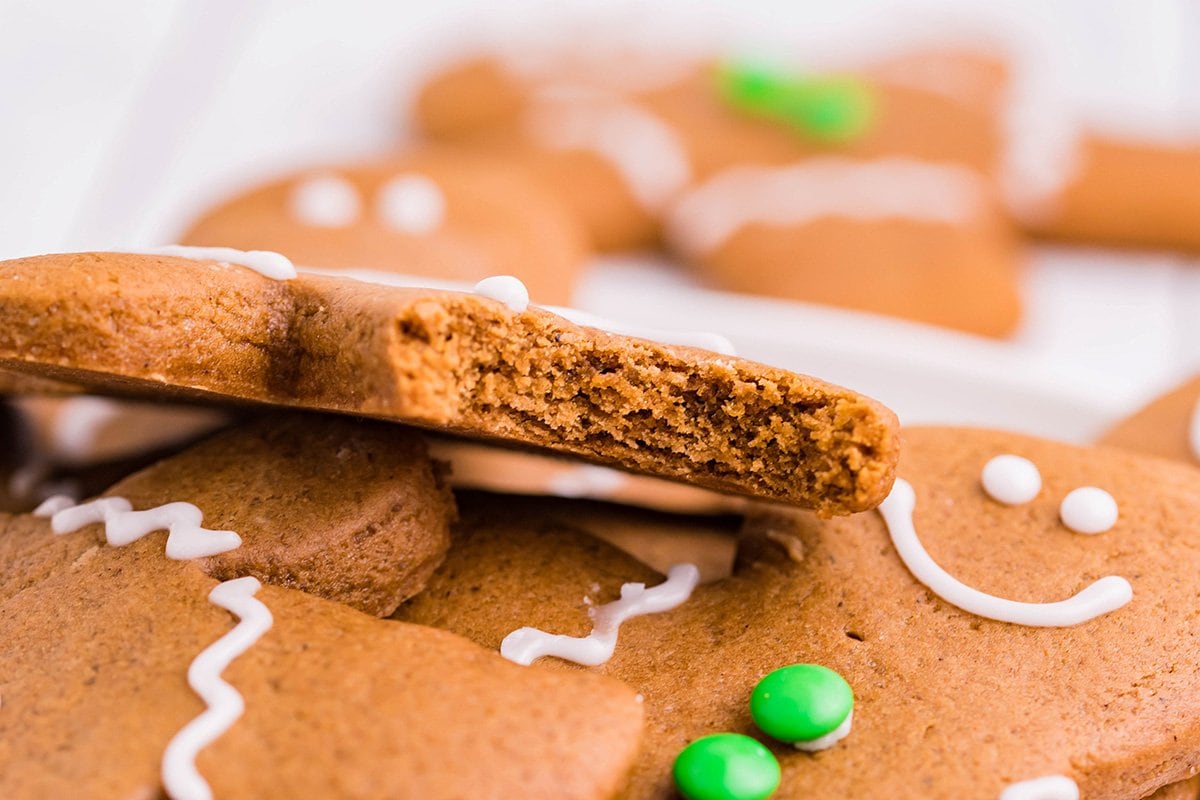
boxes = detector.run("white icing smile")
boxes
[998,774,1079,800]
[878,479,1132,627]
[500,563,700,666]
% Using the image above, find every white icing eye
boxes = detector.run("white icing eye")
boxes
[1059,487,1118,534]
[377,174,446,234]
[981,454,1042,505]
[288,175,361,227]
[472,275,530,312]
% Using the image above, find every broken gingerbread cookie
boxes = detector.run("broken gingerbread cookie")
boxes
[0,413,642,799]
[0,249,899,514]
[398,426,1200,799]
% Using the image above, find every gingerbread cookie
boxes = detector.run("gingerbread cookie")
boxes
[399,426,1200,799]
[1097,375,1200,466]
[0,414,642,799]
[664,156,1022,337]
[181,150,588,305]
[0,250,899,514]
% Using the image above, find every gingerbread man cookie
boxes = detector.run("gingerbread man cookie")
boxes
[181,150,588,305]
[1097,375,1200,467]
[0,414,642,798]
[0,250,900,514]
[399,426,1200,799]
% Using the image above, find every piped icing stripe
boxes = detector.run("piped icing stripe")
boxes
[161,576,274,800]
[501,563,700,666]
[48,497,241,560]
[296,268,737,355]
[130,246,297,280]
[666,157,986,256]
[877,479,1132,627]
[527,91,692,211]
[998,774,1079,800]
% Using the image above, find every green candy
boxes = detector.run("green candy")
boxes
[717,61,875,143]
[750,663,854,745]
[673,733,781,800]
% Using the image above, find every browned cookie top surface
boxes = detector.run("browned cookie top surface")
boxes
[0,251,899,514]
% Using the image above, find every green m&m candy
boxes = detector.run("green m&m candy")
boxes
[673,733,781,800]
[750,664,854,751]
[716,61,875,144]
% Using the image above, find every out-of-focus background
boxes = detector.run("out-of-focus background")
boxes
[4,0,1200,440]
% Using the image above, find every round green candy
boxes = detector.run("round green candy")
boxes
[716,62,791,114]
[673,733,781,800]
[783,78,874,142]
[750,663,854,744]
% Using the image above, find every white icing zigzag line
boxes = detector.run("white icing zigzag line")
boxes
[998,774,1079,800]
[49,497,242,560]
[161,576,274,800]
[878,479,1132,627]
[500,563,700,666]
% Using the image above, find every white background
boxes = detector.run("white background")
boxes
[3,0,1199,441]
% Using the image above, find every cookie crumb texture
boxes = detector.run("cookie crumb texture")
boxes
[0,252,898,513]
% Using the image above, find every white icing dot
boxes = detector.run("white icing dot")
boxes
[376,174,446,234]
[500,563,700,666]
[288,174,360,227]
[1059,487,1118,535]
[877,479,1131,627]
[162,576,273,800]
[998,774,1079,800]
[130,246,296,280]
[981,455,1042,506]
[472,275,530,312]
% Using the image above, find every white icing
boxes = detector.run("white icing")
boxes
[51,497,241,559]
[288,174,360,227]
[161,576,273,800]
[793,709,853,752]
[500,563,700,666]
[526,93,691,212]
[666,157,986,256]
[42,396,124,464]
[1058,487,1118,535]
[1189,399,1200,463]
[472,275,529,312]
[131,246,296,280]
[376,174,446,234]
[296,266,737,355]
[546,464,628,499]
[998,774,1079,800]
[981,455,1042,506]
[32,494,74,517]
[878,479,1132,627]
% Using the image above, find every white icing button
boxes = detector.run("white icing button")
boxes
[998,774,1079,800]
[500,563,700,666]
[877,479,1132,627]
[472,275,530,312]
[376,174,446,234]
[1059,487,1118,534]
[981,455,1042,505]
[288,174,360,227]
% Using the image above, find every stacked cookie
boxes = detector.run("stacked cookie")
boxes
[1,248,1200,800]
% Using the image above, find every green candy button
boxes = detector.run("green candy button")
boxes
[673,733,781,800]
[717,61,875,143]
[750,664,854,745]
